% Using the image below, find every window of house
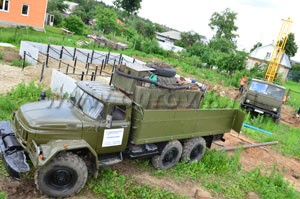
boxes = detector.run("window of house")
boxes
[265,52,271,59]
[21,4,29,16]
[0,0,10,11]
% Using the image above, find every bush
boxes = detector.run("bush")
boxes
[11,59,30,67]
[0,82,43,120]
[52,10,64,26]
[131,35,161,54]
[0,51,3,60]
[63,15,85,35]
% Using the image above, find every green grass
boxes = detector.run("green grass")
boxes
[284,80,300,109]
[88,168,186,199]
[151,150,300,199]
[0,26,88,47]
[0,82,43,120]
[199,91,300,158]
[0,191,7,199]
[243,114,300,157]
[200,91,239,109]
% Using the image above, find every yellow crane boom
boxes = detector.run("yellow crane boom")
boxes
[265,18,292,82]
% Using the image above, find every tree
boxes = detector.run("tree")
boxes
[47,0,67,25]
[63,15,85,35]
[208,37,236,53]
[113,0,142,15]
[209,8,238,43]
[285,33,298,58]
[176,31,202,48]
[250,42,262,52]
[95,6,119,34]
[47,0,67,12]
[71,0,98,24]
[218,51,247,74]
[128,18,156,38]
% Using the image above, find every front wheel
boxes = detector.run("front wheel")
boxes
[35,152,88,198]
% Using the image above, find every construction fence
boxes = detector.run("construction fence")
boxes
[19,41,145,82]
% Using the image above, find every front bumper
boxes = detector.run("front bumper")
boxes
[0,121,30,178]
[240,103,280,119]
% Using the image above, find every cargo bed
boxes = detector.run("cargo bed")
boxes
[131,108,245,145]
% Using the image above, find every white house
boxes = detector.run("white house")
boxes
[63,1,79,15]
[246,44,292,80]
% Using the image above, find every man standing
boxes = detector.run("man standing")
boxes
[239,75,247,93]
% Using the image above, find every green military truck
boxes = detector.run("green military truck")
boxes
[240,78,286,122]
[0,63,245,197]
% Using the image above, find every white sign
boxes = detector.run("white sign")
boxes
[102,128,124,147]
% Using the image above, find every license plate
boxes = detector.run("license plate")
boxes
[254,109,264,114]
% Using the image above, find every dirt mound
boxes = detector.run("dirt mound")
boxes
[215,132,300,192]
[0,64,40,94]
[0,47,21,62]
[281,105,300,128]
[112,160,214,199]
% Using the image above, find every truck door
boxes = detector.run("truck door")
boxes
[97,105,131,154]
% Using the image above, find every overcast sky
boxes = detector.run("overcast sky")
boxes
[101,0,300,61]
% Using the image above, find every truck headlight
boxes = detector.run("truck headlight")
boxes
[273,108,277,112]
[246,99,250,103]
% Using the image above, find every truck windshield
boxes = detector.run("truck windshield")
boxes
[249,81,285,100]
[70,87,104,119]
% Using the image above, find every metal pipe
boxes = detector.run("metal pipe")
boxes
[216,141,278,151]
[242,123,273,135]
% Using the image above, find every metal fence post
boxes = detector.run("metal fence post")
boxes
[91,50,95,64]
[74,57,77,68]
[73,48,77,61]
[94,65,99,80]
[60,46,64,59]
[22,51,26,71]
[80,72,85,81]
[85,53,90,69]
[86,63,90,75]
[100,60,104,75]
[40,62,45,82]
[58,60,62,71]
[118,54,122,64]
[47,44,50,54]
[66,64,69,74]
[45,53,49,68]
[106,52,110,64]
[91,72,95,81]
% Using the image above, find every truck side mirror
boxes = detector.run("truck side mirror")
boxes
[105,114,112,128]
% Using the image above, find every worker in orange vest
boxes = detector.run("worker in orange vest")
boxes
[239,75,247,93]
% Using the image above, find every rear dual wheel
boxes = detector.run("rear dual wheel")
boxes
[151,137,206,169]
[152,140,182,170]
[181,137,206,162]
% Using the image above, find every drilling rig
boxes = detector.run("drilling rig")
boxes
[265,17,292,82]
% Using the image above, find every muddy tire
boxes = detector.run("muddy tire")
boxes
[152,140,182,170]
[35,152,88,198]
[146,63,176,77]
[181,137,206,162]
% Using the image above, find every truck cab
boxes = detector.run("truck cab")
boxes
[240,78,286,121]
